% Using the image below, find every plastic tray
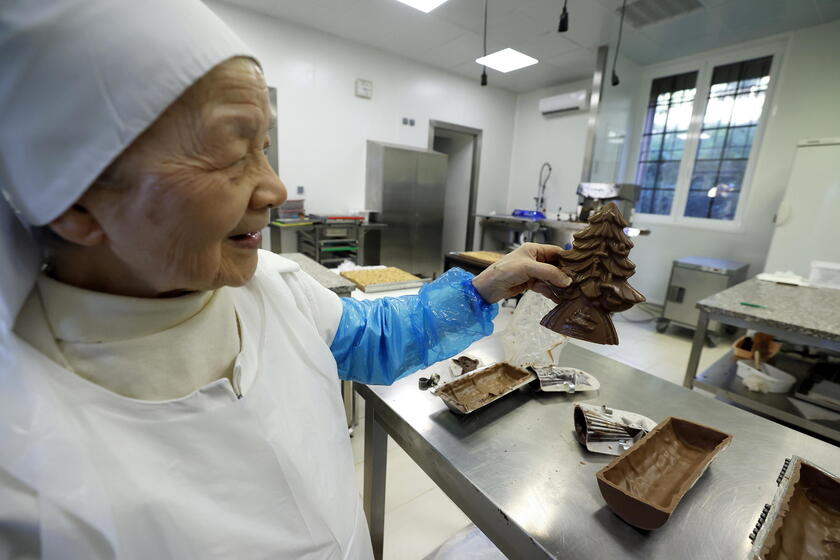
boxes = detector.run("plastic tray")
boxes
[736,360,796,394]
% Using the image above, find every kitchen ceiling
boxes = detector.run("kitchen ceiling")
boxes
[219,0,840,92]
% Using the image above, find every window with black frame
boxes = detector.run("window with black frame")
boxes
[684,56,773,220]
[634,71,698,215]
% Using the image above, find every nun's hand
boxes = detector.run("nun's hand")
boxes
[471,243,571,304]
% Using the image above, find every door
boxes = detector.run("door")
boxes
[413,151,447,277]
[379,147,418,274]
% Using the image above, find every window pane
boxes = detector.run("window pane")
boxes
[637,162,658,187]
[684,55,772,221]
[697,128,726,160]
[653,189,675,215]
[638,188,654,214]
[731,91,766,125]
[651,104,669,132]
[718,159,747,188]
[703,95,734,127]
[665,101,693,131]
[723,125,756,159]
[657,161,680,190]
[690,160,719,192]
[685,190,712,218]
[635,71,698,215]
[710,190,740,221]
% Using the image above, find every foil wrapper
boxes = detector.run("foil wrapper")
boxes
[574,403,656,456]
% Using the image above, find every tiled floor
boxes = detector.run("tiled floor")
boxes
[351,305,732,559]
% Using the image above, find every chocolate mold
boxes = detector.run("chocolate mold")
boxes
[596,417,732,530]
[751,456,840,559]
[540,202,645,345]
[433,363,535,415]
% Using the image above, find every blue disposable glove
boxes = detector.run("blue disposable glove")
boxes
[330,268,498,385]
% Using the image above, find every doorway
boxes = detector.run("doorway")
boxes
[429,120,482,253]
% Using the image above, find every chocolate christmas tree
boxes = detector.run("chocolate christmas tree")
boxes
[540,202,645,345]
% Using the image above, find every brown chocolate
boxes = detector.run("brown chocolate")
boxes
[540,202,645,345]
[761,461,840,559]
[452,356,479,375]
[596,417,732,530]
[435,363,532,414]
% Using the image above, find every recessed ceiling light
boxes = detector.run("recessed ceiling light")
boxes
[394,0,450,13]
[476,48,538,73]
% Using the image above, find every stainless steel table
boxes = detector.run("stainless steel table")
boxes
[683,279,840,442]
[358,338,840,560]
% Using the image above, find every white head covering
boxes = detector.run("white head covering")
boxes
[0,0,255,332]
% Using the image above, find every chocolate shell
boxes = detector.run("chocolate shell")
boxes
[596,417,732,530]
[433,363,534,415]
[756,458,840,559]
[540,202,645,345]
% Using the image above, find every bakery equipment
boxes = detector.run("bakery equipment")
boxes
[576,182,640,224]
[658,257,749,338]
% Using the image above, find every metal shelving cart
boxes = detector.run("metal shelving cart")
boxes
[683,278,840,443]
[298,222,361,266]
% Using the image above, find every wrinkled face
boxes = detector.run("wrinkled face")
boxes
[69,57,285,294]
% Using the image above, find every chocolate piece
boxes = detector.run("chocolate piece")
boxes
[760,460,840,559]
[596,417,732,530]
[434,363,533,414]
[540,202,645,345]
[451,356,479,375]
[418,373,440,391]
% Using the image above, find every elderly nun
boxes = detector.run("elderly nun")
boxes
[0,1,571,558]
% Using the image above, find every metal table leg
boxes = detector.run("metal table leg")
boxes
[363,407,388,560]
[341,380,357,432]
[683,310,709,388]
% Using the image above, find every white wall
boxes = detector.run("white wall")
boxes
[206,1,517,223]
[627,19,840,304]
[506,80,591,218]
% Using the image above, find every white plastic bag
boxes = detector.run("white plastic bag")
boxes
[502,291,567,369]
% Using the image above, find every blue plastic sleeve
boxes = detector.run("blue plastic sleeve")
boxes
[330,267,499,385]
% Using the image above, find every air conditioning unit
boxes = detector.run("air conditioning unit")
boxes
[539,89,589,115]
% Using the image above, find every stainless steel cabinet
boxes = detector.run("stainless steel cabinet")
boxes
[366,141,447,278]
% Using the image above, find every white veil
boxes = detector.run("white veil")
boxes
[0,0,255,332]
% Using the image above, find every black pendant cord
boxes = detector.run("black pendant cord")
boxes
[558,0,569,32]
[481,0,488,86]
[611,0,627,86]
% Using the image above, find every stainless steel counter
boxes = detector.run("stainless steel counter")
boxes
[358,337,840,559]
[279,252,356,297]
[696,278,840,345]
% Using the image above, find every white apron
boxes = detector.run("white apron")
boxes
[0,252,373,559]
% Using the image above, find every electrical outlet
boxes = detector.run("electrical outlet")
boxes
[296,185,304,195]
[409,119,415,126]
[402,117,408,125]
